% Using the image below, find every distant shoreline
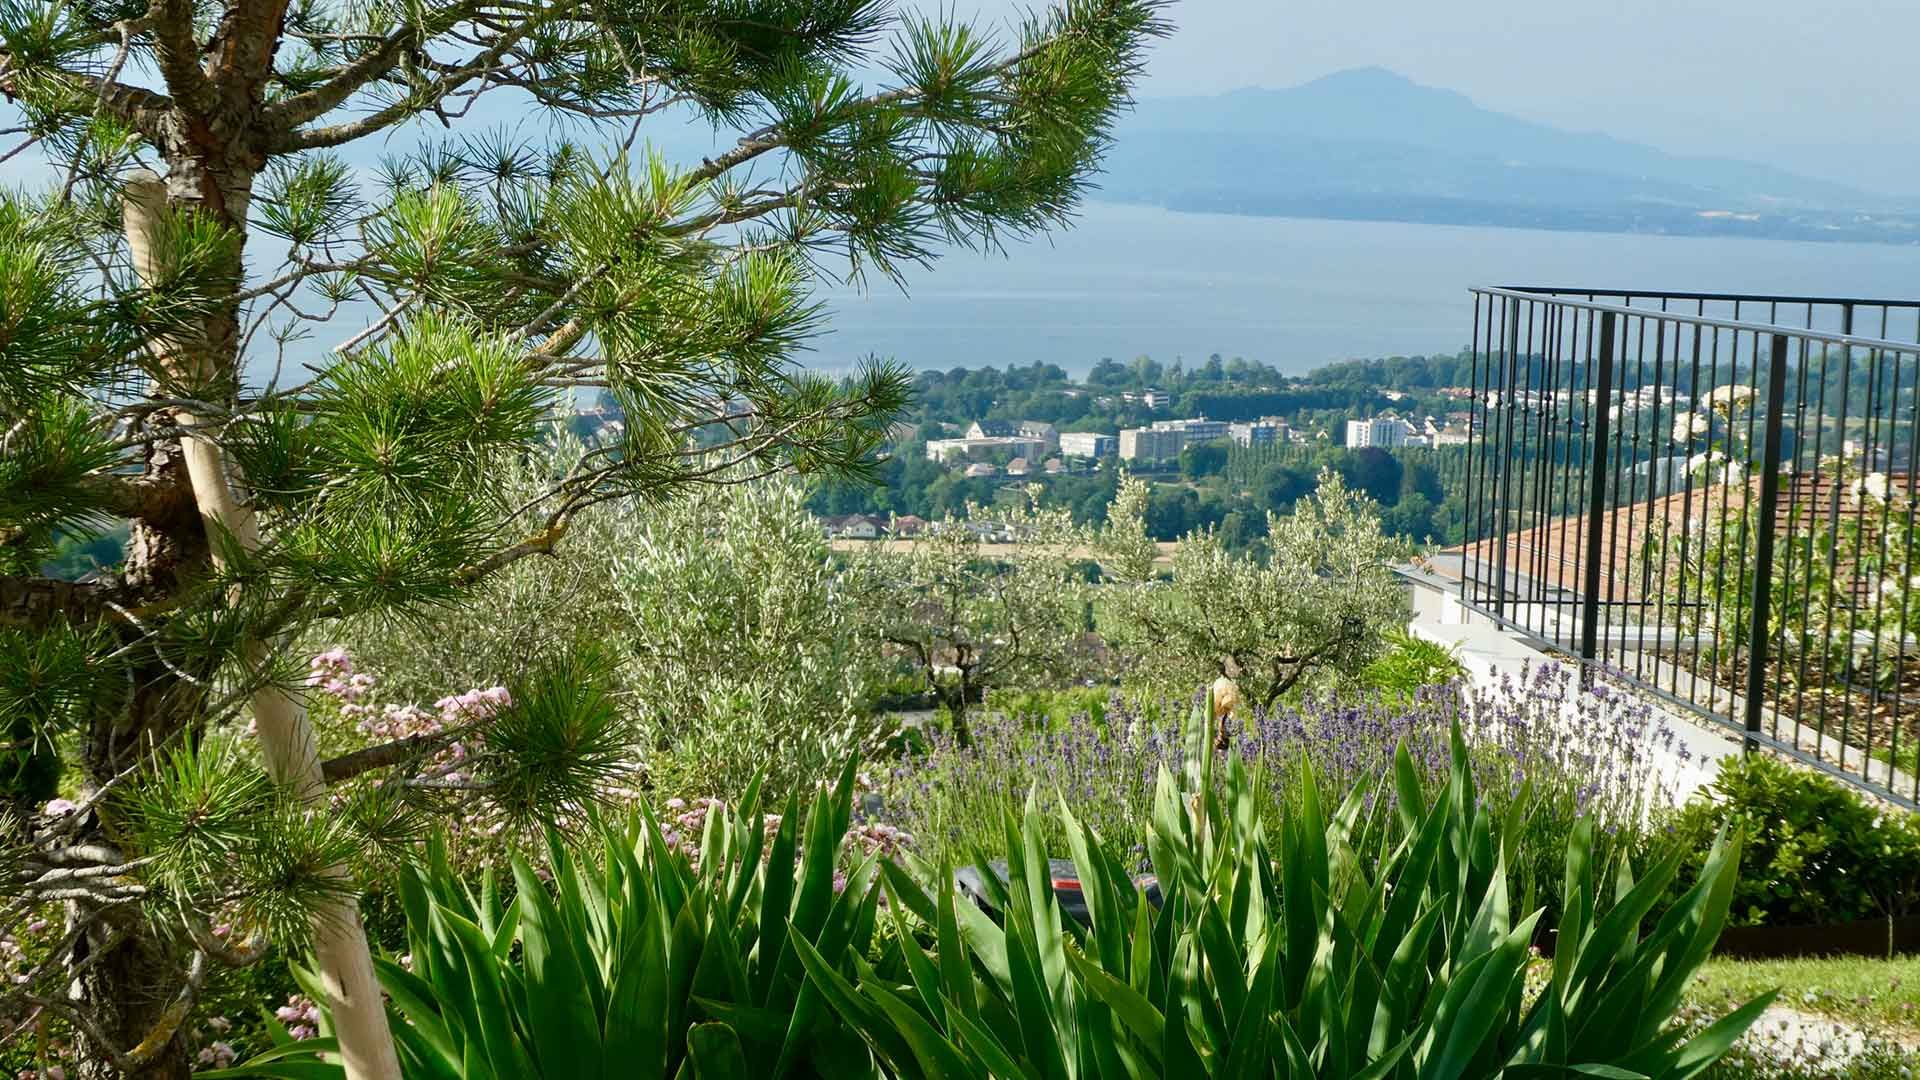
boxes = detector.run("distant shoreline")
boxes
[1098,196,1920,248]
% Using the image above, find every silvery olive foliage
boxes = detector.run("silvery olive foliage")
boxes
[842,486,1097,737]
[600,463,892,799]
[325,438,890,801]
[1097,469,1411,710]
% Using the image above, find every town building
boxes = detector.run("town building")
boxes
[1345,415,1418,449]
[1229,420,1286,447]
[820,514,884,539]
[1016,420,1059,449]
[1121,387,1171,410]
[1119,425,1187,463]
[1156,417,1229,441]
[926,435,1049,462]
[1117,417,1233,462]
[1058,432,1117,459]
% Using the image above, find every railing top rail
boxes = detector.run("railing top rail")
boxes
[1493,285,1920,310]
[1473,286,1920,356]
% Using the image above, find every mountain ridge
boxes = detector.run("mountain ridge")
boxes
[1099,68,1918,242]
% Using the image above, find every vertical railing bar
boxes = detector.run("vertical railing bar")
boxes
[1542,303,1568,638]
[1859,311,1891,784]
[1464,291,1484,605]
[1836,307,1866,777]
[1797,322,1833,747]
[1527,303,1554,635]
[1519,300,1542,636]
[1652,316,1680,692]
[1571,303,1598,637]
[1895,314,1920,801]
[1601,313,1644,671]
[1706,323,1733,711]
[1471,291,1499,605]
[1634,304,1669,682]
[1555,306,1588,618]
[1745,333,1791,751]
[1494,298,1523,615]
[1776,319,1813,747]
[1679,309,1706,709]
[1580,310,1619,677]
[1735,316,1766,744]
[1818,309,1855,770]
[1681,299,1712,707]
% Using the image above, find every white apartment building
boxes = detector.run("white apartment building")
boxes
[1345,416,1416,449]
[1229,420,1286,447]
[1058,432,1117,458]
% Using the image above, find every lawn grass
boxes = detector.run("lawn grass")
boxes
[1687,954,1920,1039]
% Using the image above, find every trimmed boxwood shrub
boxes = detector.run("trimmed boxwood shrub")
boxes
[1665,753,1920,929]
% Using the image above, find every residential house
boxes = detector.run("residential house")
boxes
[1016,420,1059,449]
[966,419,1018,439]
[964,462,998,478]
[821,514,884,539]
[1006,457,1031,476]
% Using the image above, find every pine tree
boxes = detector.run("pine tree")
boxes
[0,0,1169,1073]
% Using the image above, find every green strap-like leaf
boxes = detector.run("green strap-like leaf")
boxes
[686,1022,751,1080]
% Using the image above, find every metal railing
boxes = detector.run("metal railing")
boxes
[1459,287,1920,806]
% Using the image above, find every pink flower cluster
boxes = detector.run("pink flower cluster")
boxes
[659,798,786,873]
[307,649,513,790]
[195,1025,236,1068]
[435,685,512,719]
[308,647,375,703]
[850,820,912,860]
[275,993,322,1040]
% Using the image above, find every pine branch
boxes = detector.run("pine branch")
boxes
[0,64,174,143]
[319,733,442,783]
[0,575,121,630]
[268,13,545,152]
[147,0,215,110]
[266,0,488,130]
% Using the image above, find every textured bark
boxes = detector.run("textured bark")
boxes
[70,921,194,1080]
[72,522,203,1078]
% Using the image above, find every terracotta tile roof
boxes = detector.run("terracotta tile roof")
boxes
[1445,472,1915,605]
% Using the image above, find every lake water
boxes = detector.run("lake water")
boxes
[811,202,1920,377]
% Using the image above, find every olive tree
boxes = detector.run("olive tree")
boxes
[314,443,887,800]
[0,0,1169,1072]
[606,478,894,797]
[843,490,1095,740]
[1096,470,1410,712]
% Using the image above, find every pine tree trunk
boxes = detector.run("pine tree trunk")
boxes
[71,476,207,1077]
[120,173,400,1079]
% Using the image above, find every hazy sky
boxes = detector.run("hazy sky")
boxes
[7,0,1915,189]
[947,0,1920,193]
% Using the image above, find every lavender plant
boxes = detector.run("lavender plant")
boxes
[883,662,1678,922]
